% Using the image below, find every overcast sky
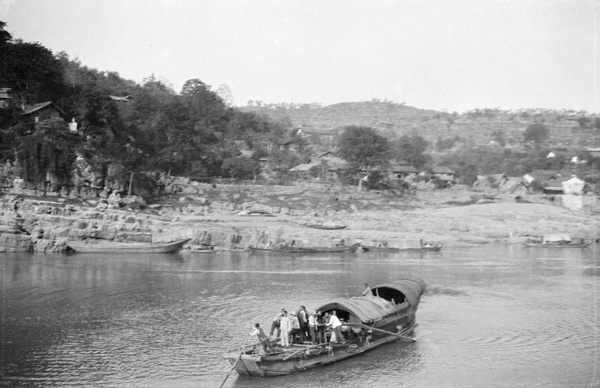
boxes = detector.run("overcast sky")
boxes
[2,0,599,112]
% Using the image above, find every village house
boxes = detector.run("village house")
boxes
[431,166,455,186]
[289,151,350,181]
[387,164,419,181]
[294,126,340,148]
[522,170,587,195]
[109,95,133,103]
[522,170,562,192]
[21,101,65,123]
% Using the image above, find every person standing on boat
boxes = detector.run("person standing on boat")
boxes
[326,311,344,344]
[316,311,326,344]
[297,305,308,342]
[270,309,285,339]
[279,310,291,347]
[308,311,318,344]
[250,323,275,353]
[289,312,301,344]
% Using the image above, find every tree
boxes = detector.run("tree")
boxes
[0,38,67,107]
[0,21,12,45]
[523,123,549,144]
[16,117,82,186]
[338,126,390,171]
[390,135,430,169]
[221,156,260,180]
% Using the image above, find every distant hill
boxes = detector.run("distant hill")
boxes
[241,101,600,149]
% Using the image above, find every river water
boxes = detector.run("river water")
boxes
[1,244,599,388]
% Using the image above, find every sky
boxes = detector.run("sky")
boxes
[2,0,599,113]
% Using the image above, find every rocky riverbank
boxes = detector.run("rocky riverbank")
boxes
[1,183,598,252]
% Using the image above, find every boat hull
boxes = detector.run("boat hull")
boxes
[523,242,591,248]
[225,326,414,377]
[67,239,190,253]
[304,225,347,230]
[248,244,359,254]
[362,245,442,252]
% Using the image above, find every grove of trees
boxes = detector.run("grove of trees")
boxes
[0,22,300,192]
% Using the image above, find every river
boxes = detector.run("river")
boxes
[1,244,599,388]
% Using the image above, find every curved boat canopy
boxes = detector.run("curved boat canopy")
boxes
[316,278,426,323]
[372,278,426,306]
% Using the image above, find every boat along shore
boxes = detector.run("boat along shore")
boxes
[522,234,592,248]
[223,278,426,377]
[361,242,443,252]
[66,238,190,253]
[248,243,360,254]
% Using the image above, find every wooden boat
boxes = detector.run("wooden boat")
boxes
[523,234,591,249]
[304,223,347,230]
[248,243,360,254]
[238,210,275,217]
[361,242,443,252]
[67,238,190,253]
[223,278,426,377]
[523,241,591,248]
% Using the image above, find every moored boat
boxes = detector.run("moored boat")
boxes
[361,241,443,252]
[304,223,347,230]
[238,210,275,217]
[523,234,591,248]
[222,278,425,377]
[67,238,190,253]
[248,243,360,254]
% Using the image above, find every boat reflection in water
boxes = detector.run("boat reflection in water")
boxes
[223,278,425,377]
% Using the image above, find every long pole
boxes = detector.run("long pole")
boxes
[219,335,250,388]
[345,323,416,342]
[128,172,133,196]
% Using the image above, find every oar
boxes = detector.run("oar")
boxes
[219,335,250,388]
[345,323,416,342]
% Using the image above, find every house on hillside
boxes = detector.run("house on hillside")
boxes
[288,163,319,179]
[430,166,455,188]
[295,126,340,147]
[432,166,455,181]
[311,151,349,170]
[289,151,350,181]
[109,95,133,103]
[522,170,562,192]
[562,175,586,194]
[522,170,586,195]
[21,101,65,123]
[387,164,419,180]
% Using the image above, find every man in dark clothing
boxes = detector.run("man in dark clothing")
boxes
[251,323,275,353]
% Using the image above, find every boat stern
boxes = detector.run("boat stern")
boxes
[223,351,265,377]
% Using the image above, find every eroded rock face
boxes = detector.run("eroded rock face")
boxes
[0,233,33,252]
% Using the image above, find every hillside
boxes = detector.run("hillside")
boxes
[242,101,600,149]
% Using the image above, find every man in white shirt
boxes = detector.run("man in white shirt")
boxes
[326,311,344,344]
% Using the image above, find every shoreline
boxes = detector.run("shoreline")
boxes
[1,185,599,252]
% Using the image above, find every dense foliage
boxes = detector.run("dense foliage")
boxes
[0,22,297,192]
[338,125,390,171]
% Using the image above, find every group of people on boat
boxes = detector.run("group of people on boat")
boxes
[251,306,352,353]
